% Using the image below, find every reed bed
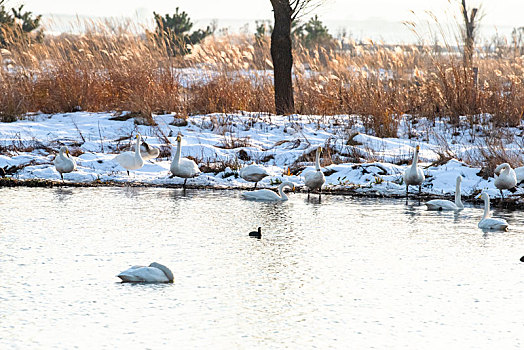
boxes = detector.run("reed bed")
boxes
[0,21,523,140]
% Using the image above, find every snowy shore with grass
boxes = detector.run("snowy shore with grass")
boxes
[0,111,523,203]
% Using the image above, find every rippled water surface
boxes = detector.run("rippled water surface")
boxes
[1,187,523,349]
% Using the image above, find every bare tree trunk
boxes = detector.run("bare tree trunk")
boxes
[461,0,478,67]
[270,0,294,115]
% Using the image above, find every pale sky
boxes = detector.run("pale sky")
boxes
[10,0,524,41]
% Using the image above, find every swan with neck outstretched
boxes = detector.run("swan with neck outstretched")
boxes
[114,134,144,176]
[240,163,269,189]
[241,181,295,201]
[117,262,174,283]
[170,134,200,188]
[494,163,517,200]
[425,176,464,211]
[53,146,77,181]
[403,145,425,196]
[303,146,326,199]
[476,192,509,231]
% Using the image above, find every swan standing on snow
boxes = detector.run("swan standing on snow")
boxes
[425,176,464,211]
[53,146,77,181]
[303,146,326,199]
[476,192,509,231]
[134,141,160,161]
[117,262,174,283]
[494,163,517,200]
[240,163,269,189]
[114,134,144,176]
[170,134,200,188]
[403,145,425,197]
[241,181,295,201]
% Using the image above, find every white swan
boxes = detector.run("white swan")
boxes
[241,181,295,201]
[403,145,425,196]
[53,146,77,181]
[494,163,517,200]
[476,192,509,231]
[117,262,174,283]
[170,134,200,188]
[134,141,160,161]
[426,176,464,211]
[114,134,144,176]
[239,163,269,189]
[303,146,326,199]
[514,166,524,184]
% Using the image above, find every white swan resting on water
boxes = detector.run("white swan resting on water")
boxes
[117,262,174,283]
[303,146,326,198]
[425,176,464,211]
[170,134,200,188]
[239,163,269,189]
[403,145,425,196]
[241,181,295,201]
[494,163,517,200]
[476,192,509,231]
[113,134,144,176]
[53,146,77,181]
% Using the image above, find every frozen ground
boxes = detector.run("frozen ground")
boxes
[0,111,523,202]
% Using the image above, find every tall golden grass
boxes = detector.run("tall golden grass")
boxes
[0,21,523,139]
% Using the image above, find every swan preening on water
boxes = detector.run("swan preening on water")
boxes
[425,176,464,211]
[170,134,200,188]
[494,163,517,200]
[476,192,509,231]
[240,163,269,189]
[241,181,295,201]
[117,262,174,283]
[53,146,77,181]
[114,134,144,176]
[403,145,425,197]
[304,146,325,199]
[249,227,262,238]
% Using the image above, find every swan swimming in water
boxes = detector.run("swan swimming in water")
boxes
[241,181,295,201]
[494,163,517,200]
[425,176,464,211]
[53,146,77,181]
[403,145,425,197]
[476,192,509,231]
[240,163,269,189]
[113,134,144,176]
[170,134,200,188]
[303,146,325,199]
[117,262,174,283]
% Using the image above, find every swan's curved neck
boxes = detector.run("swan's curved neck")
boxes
[315,149,321,171]
[411,149,419,168]
[135,136,142,159]
[59,148,66,159]
[174,139,182,165]
[279,183,289,200]
[482,196,490,219]
[455,179,463,208]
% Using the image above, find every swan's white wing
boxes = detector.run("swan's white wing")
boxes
[304,170,325,190]
[171,158,200,178]
[425,199,458,211]
[241,189,281,201]
[117,266,170,283]
[114,151,143,170]
[240,164,269,182]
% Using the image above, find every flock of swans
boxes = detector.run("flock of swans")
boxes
[54,134,515,237]
[54,136,514,283]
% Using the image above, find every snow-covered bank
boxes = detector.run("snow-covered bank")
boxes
[0,111,523,204]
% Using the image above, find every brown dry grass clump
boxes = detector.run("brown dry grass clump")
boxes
[0,20,523,140]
